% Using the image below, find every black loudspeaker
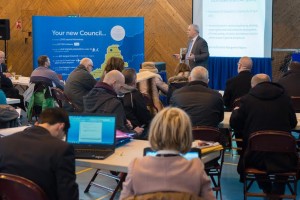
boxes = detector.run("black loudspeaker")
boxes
[0,19,10,40]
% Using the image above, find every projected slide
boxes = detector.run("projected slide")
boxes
[193,0,272,58]
[32,16,144,80]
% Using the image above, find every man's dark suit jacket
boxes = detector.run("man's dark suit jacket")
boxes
[277,69,300,96]
[188,36,209,69]
[0,126,79,200]
[0,63,7,73]
[170,80,224,127]
[223,70,252,111]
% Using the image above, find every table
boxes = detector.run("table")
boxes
[0,126,29,137]
[6,98,21,105]
[76,140,220,173]
[219,112,300,130]
[77,140,220,200]
[11,76,30,93]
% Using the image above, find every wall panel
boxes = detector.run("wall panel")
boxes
[0,0,299,81]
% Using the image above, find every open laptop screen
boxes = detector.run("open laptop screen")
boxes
[67,114,116,146]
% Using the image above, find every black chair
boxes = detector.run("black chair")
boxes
[51,87,79,112]
[243,131,299,200]
[0,173,48,200]
[291,96,300,112]
[192,126,224,200]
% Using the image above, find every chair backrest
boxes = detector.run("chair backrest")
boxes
[51,87,79,111]
[232,97,241,109]
[248,130,297,153]
[291,96,300,112]
[192,126,222,143]
[123,191,203,200]
[0,173,48,200]
[167,81,188,104]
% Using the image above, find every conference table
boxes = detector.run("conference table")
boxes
[219,112,300,130]
[76,139,220,200]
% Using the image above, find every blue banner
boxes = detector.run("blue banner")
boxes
[32,16,144,80]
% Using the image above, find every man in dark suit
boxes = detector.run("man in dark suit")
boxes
[277,61,300,96]
[223,56,253,111]
[0,50,11,78]
[170,66,224,127]
[230,74,298,196]
[174,24,209,69]
[0,108,79,200]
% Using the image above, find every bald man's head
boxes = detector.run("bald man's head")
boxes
[238,56,253,73]
[103,70,125,94]
[251,73,270,88]
[189,66,209,83]
[80,58,93,73]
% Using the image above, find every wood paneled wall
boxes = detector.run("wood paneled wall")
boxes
[0,0,299,80]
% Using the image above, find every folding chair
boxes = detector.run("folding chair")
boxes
[243,131,299,200]
[192,126,224,200]
[0,173,47,200]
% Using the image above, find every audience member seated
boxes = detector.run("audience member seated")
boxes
[277,61,300,96]
[101,56,125,80]
[167,63,190,104]
[223,56,253,111]
[230,74,298,196]
[0,72,25,110]
[139,61,168,94]
[0,104,19,128]
[120,107,215,200]
[30,55,64,90]
[0,51,11,78]
[0,108,79,199]
[0,88,7,104]
[168,63,191,83]
[122,68,152,138]
[64,58,96,112]
[170,66,224,127]
[83,70,131,133]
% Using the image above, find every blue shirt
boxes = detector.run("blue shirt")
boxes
[0,89,7,104]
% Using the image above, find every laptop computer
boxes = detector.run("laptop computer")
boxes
[66,113,116,160]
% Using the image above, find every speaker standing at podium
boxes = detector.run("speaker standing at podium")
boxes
[174,24,209,69]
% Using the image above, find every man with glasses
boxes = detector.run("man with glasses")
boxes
[223,56,253,111]
[64,57,96,112]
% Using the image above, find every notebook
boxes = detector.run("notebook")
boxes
[116,130,133,147]
[67,113,116,160]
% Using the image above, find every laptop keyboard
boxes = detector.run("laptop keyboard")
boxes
[75,149,113,159]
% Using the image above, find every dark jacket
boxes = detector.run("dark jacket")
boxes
[121,84,152,129]
[223,70,252,111]
[230,82,298,175]
[0,126,79,200]
[277,69,300,96]
[83,82,129,132]
[188,36,209,69]
[64,65,96,112]
[170,80,224,127]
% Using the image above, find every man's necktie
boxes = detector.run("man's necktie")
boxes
[185,39,193,64]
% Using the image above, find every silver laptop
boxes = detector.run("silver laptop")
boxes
[67,113,116,160]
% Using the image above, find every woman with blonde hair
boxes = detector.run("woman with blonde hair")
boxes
[120,107,215,200]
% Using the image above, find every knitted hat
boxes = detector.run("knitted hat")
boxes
[140,62,158,74]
